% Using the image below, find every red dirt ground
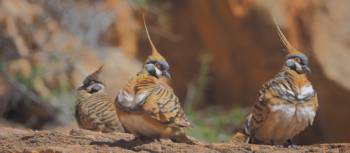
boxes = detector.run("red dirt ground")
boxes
[0,127,349,153]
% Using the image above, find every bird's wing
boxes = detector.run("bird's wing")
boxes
[128,74,191,127]
[309,93,318,112]
[75,89,92,116]
[75,102,83,127]
[303,92,319,125]
[247,77,293,136]
[116,76,145,111]
[86,93,117,119]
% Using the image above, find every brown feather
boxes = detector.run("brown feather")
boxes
[240,18,318,145]
[75,66,124,133]
[116,21,193,142]
[75,87,124,133]
[244,67,318,144]
[116,73,191,141]
[273,17,301,55]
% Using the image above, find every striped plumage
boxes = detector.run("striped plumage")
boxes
[115,18,194,144]
[244,66,318,144]
[117,73,190,138]
[235,19,318,145]
[75,66,124,133]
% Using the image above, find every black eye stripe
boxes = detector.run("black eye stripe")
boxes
[149,61,164,69]
[147,60,158,64]
[287,54,309,65]
[146,60,170,70]
[84,80,103,86]
[94,80,103,84]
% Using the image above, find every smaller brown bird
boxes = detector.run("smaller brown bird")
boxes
[233,18,318,146]
[115,18,197,144]
[75,66,124,133]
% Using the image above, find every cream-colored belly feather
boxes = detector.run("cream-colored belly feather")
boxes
[118,112,177,138]
[119,113,160,137]
[255,104,316,144]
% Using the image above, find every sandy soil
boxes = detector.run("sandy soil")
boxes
[0,127,348,153]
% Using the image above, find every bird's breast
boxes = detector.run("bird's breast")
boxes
[279,83,315,102]
[255,103,316,144]
[297,84,315,100]
[270,103,316,123]
[117,110,177,138]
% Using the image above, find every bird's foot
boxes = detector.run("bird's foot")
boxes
[270,140,283,148]
[273,145,284,148]
[170,134,204,145]
[284,139,297,148]
[130,135,157,145]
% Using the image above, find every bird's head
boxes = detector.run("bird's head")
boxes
[142,18,171,79]
[285,51,310,74]
[80,65,105,93]
[274,19,311,74]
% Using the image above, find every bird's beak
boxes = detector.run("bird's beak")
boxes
[303,65,311,73]
[163,71,171,79]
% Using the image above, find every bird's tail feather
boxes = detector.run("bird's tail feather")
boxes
[231,131,250,143]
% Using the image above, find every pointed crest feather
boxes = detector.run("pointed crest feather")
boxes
[94,65,104,75]
[83,64,104,85]
[142,15,166,62]
[273,17,300,54]
[90,64,104,79]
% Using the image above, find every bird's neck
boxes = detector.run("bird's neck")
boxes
[280,66,310,88]
[137,68,150,76]
[158,76,172,91]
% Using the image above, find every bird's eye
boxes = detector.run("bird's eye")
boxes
[155,63,161,69]
[89,80,96,85]
[294,58,302,64]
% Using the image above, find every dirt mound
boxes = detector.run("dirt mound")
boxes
[0,127,348,153]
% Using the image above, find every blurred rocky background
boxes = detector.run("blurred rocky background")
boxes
[0,0,349,144]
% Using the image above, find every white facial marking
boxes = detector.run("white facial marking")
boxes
[86,83,104,92]
[295,62,302,72]
[155,67,162,77]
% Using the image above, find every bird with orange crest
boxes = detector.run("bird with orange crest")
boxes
[115,17,199,144]
[232,18,318,146]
